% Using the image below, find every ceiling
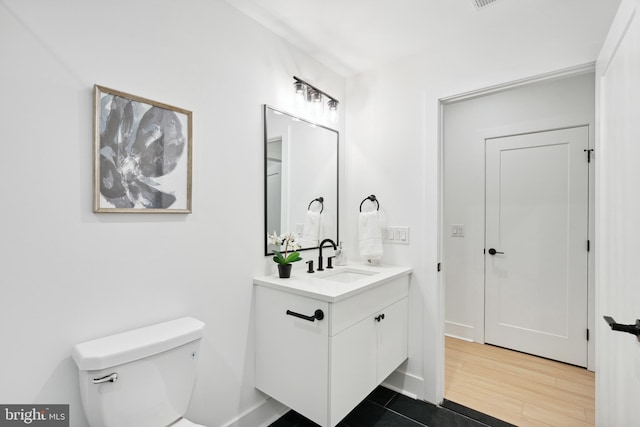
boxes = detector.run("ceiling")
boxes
[225,0,622,76]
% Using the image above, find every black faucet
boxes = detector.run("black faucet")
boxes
[317,238,337,271]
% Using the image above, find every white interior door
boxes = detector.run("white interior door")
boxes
[485,127,589,367]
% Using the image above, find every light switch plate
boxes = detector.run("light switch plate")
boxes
[382,226,410,245]
[451,224,465,237]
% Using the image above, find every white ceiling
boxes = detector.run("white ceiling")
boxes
[225,0,622,76]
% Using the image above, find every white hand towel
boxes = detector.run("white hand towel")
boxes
[359,210,383,261]
[319,212,335,242]
[302,210,321,247]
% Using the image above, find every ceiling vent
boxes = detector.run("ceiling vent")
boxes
[471,0,498,10]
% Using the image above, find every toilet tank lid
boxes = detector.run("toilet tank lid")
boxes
[72,317,205,371]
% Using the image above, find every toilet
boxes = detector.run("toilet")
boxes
[72,317,207,427]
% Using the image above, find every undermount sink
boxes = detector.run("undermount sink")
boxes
[318,268,378,283]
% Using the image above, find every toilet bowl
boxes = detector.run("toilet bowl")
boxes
[72,317,207,427]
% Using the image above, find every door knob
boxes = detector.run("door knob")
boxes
[488,248,504,255]
[604,316,640,342]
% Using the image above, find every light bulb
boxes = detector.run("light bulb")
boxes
[310,91,323,119]
[294,82,307,114]
[294,81,305,94]
[328,99,339,122]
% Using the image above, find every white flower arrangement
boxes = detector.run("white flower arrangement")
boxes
[267,231,303,265]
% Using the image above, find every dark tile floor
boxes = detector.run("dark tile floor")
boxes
[270,387,515,427]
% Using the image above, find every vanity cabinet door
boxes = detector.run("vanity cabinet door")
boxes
[329,316,377,426]
[376,297,409,383]
[329,296,409,426]
[255,287,330,426]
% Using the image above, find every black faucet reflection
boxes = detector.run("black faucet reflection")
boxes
[317,238,337,271]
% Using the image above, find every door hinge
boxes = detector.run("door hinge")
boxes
[437,262,441,272]
[587,328,590,341]
[584,149,594,163]
[587,240,591,252]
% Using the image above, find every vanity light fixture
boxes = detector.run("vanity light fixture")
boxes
[293,76,339,122]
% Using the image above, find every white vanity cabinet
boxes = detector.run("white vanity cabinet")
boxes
[254,266,411,427]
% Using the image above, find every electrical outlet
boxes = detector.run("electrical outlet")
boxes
[382,226,409,245]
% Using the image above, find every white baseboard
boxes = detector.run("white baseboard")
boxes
[444,321,474,341]
[222,397,288,427]
[381,369,424,400]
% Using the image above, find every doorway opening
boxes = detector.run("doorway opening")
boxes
[440,68,596,425]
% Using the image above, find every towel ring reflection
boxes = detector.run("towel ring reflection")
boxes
[359,195,380,212]
[308,197,324,213]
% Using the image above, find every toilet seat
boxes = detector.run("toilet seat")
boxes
[169,417,207,427]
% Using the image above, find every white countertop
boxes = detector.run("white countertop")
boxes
[253,264,412,302]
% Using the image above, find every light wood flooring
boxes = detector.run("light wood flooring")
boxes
[445,336,595,427]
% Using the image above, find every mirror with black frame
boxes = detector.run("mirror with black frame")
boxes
[264,105,339,255]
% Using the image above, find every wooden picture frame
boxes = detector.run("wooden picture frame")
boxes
[94,85,192,213]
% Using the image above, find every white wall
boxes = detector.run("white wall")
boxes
[346,28,612,404]
[443,73,595,346]
[0,1,344,426]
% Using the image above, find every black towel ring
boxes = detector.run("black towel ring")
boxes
[308,197,324,214]
[359,195,380,212]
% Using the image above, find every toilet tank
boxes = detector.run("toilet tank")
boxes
[72,317,205,427]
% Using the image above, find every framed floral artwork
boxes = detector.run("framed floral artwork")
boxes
[94,85,192,213]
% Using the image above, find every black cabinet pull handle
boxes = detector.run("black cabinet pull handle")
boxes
[375,314,385,322]
[488,248,504,255]
[604,316,640,341]
[286,309,324,322]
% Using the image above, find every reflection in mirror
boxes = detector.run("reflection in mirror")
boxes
[264,105,339,255]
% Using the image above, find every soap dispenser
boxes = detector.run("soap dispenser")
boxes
[335,241,347,266]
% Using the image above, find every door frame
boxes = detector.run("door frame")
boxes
[436,62,597,403]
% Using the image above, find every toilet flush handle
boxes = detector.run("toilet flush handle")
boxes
[93,373,118,384]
